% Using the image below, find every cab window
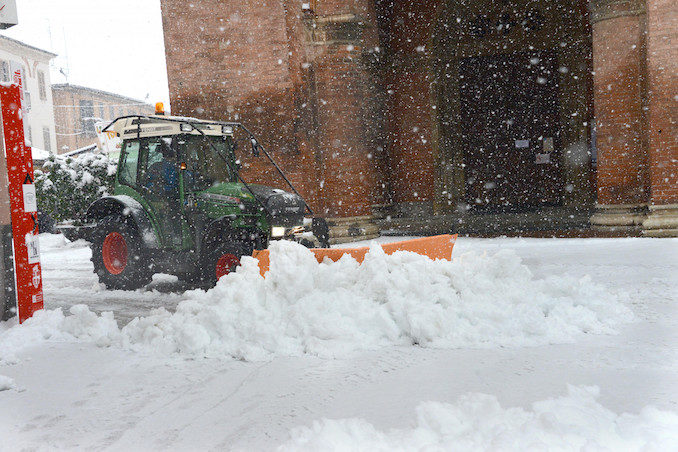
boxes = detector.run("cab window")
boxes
[181,135,235,190]
[138,138,168,188]
[119,140,140,186]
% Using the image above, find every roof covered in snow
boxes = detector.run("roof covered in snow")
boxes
[61,144,98,158]
[0,34,57,59]
[52,83,151,105]
[31,147,51,161]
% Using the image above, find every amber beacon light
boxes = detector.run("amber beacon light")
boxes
[155,102,165,115]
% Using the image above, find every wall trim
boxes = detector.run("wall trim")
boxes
[588,0,646,24]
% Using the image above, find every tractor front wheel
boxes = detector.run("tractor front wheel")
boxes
[91,215,152,290]
[201,241,252,288]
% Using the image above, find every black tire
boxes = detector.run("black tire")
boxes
[199,239,253,288]
[299,238,315,248]
[90,214,152,290]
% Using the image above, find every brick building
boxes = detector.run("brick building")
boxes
[159,0,676,237]
[52,84,154,154]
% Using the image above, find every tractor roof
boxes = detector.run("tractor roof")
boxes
[104,115,237,140]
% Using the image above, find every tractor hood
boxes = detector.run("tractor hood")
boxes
[246,185,307,221]
[199,183,306,225]
[199,183,257,205]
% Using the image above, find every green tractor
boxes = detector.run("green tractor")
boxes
[76,113,329,290]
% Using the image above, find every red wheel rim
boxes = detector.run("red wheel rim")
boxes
[215,253,240,280]
[102,232,128,275]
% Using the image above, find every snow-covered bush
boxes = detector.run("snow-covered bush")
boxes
[35,153,117,223]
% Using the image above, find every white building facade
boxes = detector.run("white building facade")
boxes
[0,35,56,154]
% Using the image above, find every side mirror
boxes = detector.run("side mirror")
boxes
[250,137,260,157]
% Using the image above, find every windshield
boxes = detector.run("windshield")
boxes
[178,134,237,190]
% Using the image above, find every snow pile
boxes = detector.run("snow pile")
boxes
[0,306,119,364]
[120,240,632,360]
[0,375,16,391]
[280,386,678,451]
[1,241,633,362]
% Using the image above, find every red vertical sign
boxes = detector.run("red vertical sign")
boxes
[0,84,43,323]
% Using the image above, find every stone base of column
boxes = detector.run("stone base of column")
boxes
[392,201,434,220]
[642,204,678,237]
[327,215,381,245]
[590,203,648,232]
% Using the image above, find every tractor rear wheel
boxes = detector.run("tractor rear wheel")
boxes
[91,215,152,290]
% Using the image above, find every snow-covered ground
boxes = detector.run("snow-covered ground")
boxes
[0,234,677,450]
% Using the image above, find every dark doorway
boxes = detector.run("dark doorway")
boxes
[459,51,563,211]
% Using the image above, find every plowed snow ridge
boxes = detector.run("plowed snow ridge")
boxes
[280,386,678,451]
[1,241,633,362]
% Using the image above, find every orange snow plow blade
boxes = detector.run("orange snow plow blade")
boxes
[252,234,457,276]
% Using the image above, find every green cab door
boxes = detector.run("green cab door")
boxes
[117,137,186,249]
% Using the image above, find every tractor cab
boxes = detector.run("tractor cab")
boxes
[110,116,248,248]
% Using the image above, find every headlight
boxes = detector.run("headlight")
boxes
[271,226,286,238]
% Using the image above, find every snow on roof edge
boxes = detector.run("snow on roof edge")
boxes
[0,34,57,58]
[52,83,153,106]
[31,147,51,161]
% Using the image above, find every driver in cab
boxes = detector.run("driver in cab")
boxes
[147,139,180,195]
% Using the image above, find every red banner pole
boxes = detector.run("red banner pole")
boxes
[0,83,44,323]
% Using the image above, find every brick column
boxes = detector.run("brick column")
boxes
[302,7,383,219]
[383,0,442,218]
[642,0,678,236]
[589,0,650,231]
